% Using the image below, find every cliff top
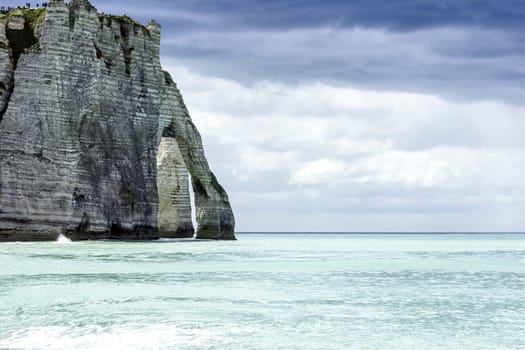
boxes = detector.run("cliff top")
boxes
[0,1,157,32]
[0,8,46,28]
[1,8,46,66]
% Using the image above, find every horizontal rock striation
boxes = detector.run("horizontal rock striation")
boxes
[0,0,235,241]
[157,137,194,238]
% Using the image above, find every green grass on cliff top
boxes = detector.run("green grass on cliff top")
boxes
[1,8,149,32]
[98,13,149,32]
[1,8,46,31]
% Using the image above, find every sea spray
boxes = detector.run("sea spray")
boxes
[56,234,73,244]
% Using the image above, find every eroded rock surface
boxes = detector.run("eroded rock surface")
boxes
[0,0,235,241]
[157,137,194,238]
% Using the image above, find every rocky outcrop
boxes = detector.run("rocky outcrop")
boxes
[0,1,235,241]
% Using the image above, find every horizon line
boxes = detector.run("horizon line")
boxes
[236,231,525,234]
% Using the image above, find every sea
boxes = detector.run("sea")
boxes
[0,233,524,350]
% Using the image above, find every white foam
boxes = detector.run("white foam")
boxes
[158,238,197,242]
[0,325,220,350]
[56,234,73,244]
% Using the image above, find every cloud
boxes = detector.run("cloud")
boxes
[4,0,522,102]
[159,26,525,103]
[82,0,525,104]
[89,0,525,33]
[162,64,525,231]
[289,159,348,186]
[288,152,455,188]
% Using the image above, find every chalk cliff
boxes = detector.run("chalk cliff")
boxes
[0,0,235,241]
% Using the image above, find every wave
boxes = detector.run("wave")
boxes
[55,234,73,244]
[0,325,219,350]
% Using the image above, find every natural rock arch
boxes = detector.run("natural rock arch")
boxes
[158,88,236,240]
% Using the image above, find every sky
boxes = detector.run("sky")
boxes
[4,0,525,232]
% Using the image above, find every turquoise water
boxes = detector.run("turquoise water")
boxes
[1,233,524,350]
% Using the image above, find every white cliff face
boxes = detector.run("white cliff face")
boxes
[0,0,235,241]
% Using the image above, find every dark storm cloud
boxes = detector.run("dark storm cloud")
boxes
[94,0,525,33]
[96,0,524,103]
[159,26,525,102]
[4,0,523,101]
